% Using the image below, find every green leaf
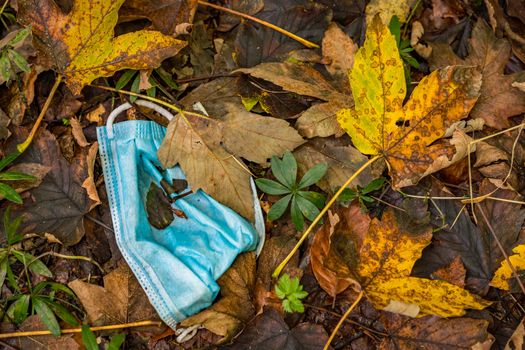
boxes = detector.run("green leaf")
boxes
[275,273,291,299]
[82,325,99,350]
[362,177,386,194]
[389,15,401,46]
[403,54,420,69]
[0,152,21,172]
[291,289,308,300]
[155,67,178,90]
[255,178,291,195]
[290,196,304,231]
[130,74,140,103]
[0,253,7,289]
[295,195,320,222]
[298,163,327,189]
[0,171,36,181]
[45,300,79,326]
[8,27,31,46]
[108,333,126,350]
[115,70,137,90]
[297,191,325,208]
[0,182,22,204]
[33,297,61,336]
[146,86,156,98]
[288,298,305,313]
[267,194,292,221]
[6,262,19,291]
[12,251,53,277]
[337,188,358,203]
[282,299,293,313]
[7,49,30,72]
[271,151,297,189]
[0,55,11,81]
[12,294,30,324]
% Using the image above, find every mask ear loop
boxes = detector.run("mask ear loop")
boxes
[106,100,175,138]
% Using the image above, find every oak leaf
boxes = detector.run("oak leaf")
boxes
[428,19,525,129]
[337,16,481,188]
[18,0,187,94]
[357,209,490,317]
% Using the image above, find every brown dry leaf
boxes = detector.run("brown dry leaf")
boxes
[82,142,101,209]
[378,312,490,350]
[310,204,369,297]
[119,0,198,35]
[431,255,466,288]
[8,66,40,126]
[181,253,256,343]
[1,162,50,196]
[86,104,106,125]
[474,141,509,168]
[70,117,89,147]
[294,137,379,193]
[237,58,350,138]
[429,19,525,128]
[505,317,525,350]
[68,263,159,325]
[18,0,187,94]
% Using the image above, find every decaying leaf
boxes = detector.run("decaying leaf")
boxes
[70,117,89,147]
[431,255,467,288]
[181,253,256,343]
[18,0,187,94]
[68,263,159,325]
[145,182,175,229]
[310,205,368,296]
[0,162,50,198]
[505,317,525,350]
[337,16,481,188]
[223,308,330,350]
[81,142,101,209]
[358,209,490,317]
[491,244,525,290]
[365,0,411,24]
[429,19,525,128]
[378,312,490,350]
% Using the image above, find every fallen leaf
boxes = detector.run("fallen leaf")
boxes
[378,312,490,350]
[505,317,525,350]
[1,162,50,197]
[13,129,93,246]
[222,308,330,350]
[18,0,187,94]
[428,19,525,128]
[0,108,10,140]
[70,117,89,147]
[118,0,198,35]
[365,0,411,24]
[431,255,466,288]
[357,209,490,317]
[85,104,106,125]
[491,244,525,290]
[234,2,330,68]
[81,142,101,209]
[7,66,40,126]
[310,205,369,297]
[294,137,379,193]
[216,0,264,32]
[181,253,256,343]
[68,263,159,325]
[337,16,481,188]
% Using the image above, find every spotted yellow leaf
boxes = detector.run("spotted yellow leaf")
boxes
[358,209,491,317]
[18,0,186,94]
[337,16,482,188]
[491,244,525,290]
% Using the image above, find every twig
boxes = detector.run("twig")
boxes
[0,320,163,339]
[323,291,364,350]
[197,0,319,49]
[273,155,381,278]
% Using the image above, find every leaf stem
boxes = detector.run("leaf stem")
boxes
[197,0,319,49]
[17,75,63,153]
[0,320,162,339]
[323,291,364,350]
[272,155,381,278]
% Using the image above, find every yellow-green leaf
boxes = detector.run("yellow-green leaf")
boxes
[358,209,491,318]
[18,0,186,94]
[491,244,525,290]
[337,16,482,188]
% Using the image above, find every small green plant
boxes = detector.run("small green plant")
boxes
[337,177,386,210]
[275,274,308,313]
[82,325,126,350]
[255,151,327,231]
[389,16,419,69]
[115,67,178,102]
[0,0,15,29]
[0,151,36,204]
[0,27,31,83]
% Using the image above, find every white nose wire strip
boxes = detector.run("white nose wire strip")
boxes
[106,100,175,138]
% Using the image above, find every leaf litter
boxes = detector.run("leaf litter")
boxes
[2,0,525,349]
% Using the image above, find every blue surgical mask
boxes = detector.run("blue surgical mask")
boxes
[97,100,263,328]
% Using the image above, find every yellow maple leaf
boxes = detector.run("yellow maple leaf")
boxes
[337,16,482,188]
[18,0,186,94]
[491,244,525,290]
[358,209,491,317]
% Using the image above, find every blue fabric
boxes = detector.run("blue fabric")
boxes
[97,120,259,328]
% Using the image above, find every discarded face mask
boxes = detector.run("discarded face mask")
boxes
[97,100,264,329]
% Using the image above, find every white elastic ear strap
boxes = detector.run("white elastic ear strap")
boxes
[106,100,175,138]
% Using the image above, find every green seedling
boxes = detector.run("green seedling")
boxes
[337,177,386,210]
[82,325,126,350]
[275,274,308,313]
[0,27,31,82]
[0,151,36,204]
[256,151,327,231]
